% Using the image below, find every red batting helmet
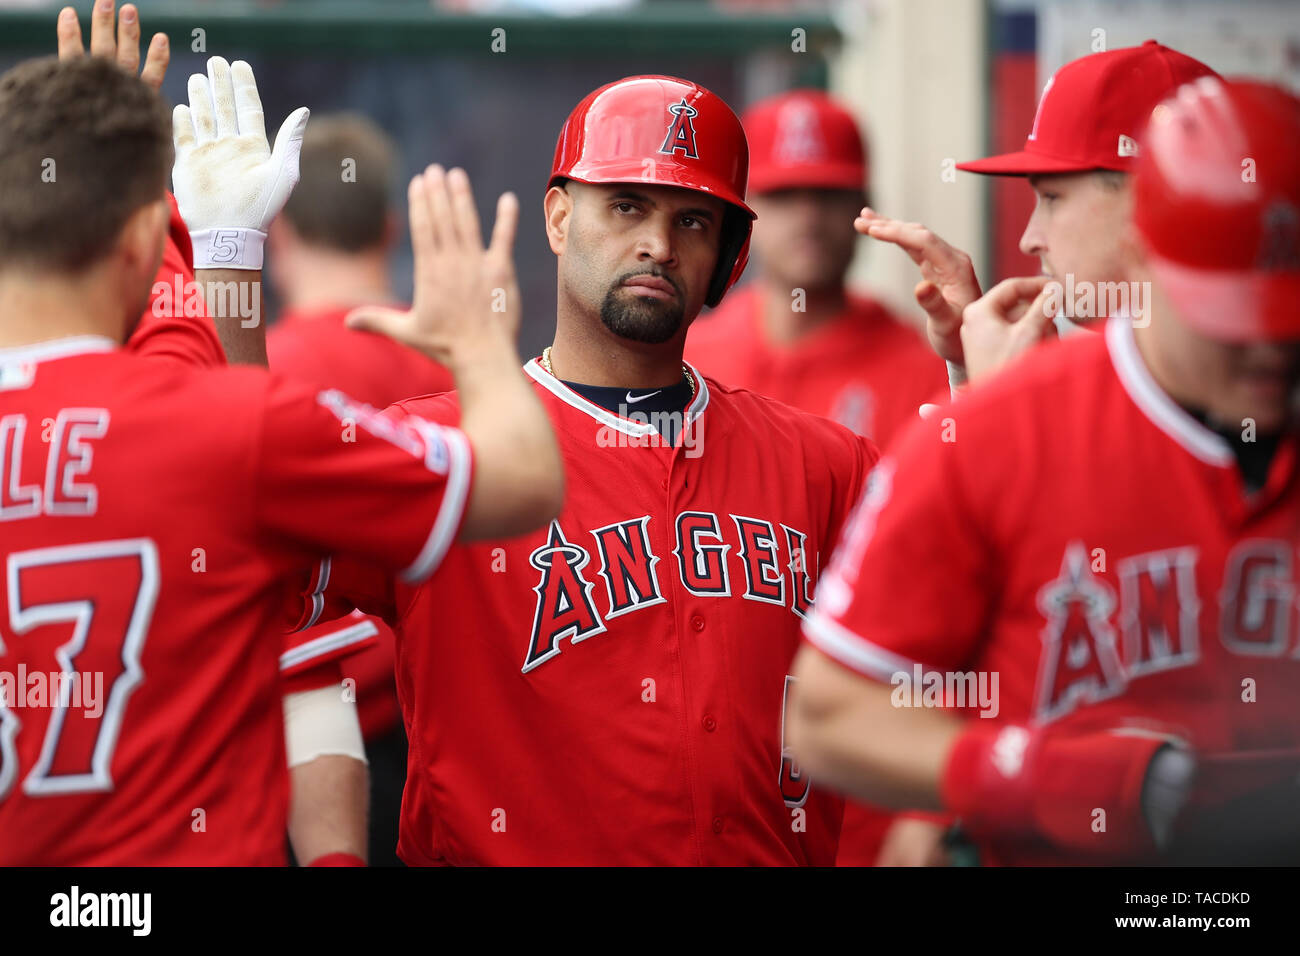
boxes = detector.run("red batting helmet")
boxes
[549,75,755,307]
[1134,77,1300,342]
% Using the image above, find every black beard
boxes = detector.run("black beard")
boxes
[599,276,686,345]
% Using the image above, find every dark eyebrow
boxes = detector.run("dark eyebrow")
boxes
[678,207,717,223]
[609,189,717,223]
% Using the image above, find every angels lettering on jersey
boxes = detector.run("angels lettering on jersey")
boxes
[524,512,816,674]
[1034,538,1297,722]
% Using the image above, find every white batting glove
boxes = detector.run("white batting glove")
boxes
[172,56,310,269]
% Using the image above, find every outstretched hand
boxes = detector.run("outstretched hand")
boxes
[172,57,310,269]
[57,1,169,90]
[855,208,983,368]
[347,166,522,368]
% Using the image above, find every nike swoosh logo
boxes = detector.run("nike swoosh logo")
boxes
[625,390,662,404]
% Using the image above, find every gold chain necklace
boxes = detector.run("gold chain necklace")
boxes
[540,346,696,398]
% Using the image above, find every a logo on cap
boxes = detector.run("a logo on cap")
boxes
[774,101,826,165]
[1258,201,1300,272]
[1117,134,1139,158]
[660,98,700,159]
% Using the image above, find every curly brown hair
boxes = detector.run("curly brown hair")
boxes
[0,55,172,273]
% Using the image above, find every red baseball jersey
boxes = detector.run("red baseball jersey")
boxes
[685,285,947,448]
[268,305,453,409]
[300,361,877,865]
[269,304,454,738]
[0,342,472,865]
[803,319,1300,864]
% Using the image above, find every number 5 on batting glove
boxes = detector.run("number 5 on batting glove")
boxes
[172,56,309,269]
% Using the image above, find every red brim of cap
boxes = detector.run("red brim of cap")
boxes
[956,149,1124,176]
[1147,253,1300,343]
[747,162,865,195]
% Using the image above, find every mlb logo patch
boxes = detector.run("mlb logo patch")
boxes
[1117,134,1139,158]
[0,361,36,391]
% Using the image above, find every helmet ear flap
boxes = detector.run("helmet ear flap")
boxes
[705,206,752,308]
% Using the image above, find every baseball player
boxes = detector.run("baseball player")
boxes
[859,41,1216,389]
[55,0,392,866]
[266,112,455,865]
[302,76,880,865]
[685,90,945,450]
[789,76,1300,865]
[0,54,561,864]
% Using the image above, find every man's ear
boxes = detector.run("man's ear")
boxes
[544,184,572,256]
[118,197,169,282]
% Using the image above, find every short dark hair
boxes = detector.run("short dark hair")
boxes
[281,113,396,253]
[0,56,172,273]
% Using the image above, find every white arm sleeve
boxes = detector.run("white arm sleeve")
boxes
[283,684,367,768]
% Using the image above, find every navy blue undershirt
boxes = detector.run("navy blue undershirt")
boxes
[564,373,695,444]
[1187,408,1282,494]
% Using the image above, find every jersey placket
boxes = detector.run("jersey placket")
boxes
[663,413,743,863]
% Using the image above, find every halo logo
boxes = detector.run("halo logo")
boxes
[660,98,700,159]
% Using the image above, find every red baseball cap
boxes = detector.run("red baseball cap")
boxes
[743,89,867,194]
[958,40,1218,176]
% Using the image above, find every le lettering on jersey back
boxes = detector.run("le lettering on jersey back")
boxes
[0,338,471,865]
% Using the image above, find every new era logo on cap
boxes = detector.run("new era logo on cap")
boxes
[957,41,1218,176]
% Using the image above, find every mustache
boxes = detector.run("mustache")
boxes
[615,269,683,297]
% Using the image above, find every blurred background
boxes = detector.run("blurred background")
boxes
[0,0,1297,356]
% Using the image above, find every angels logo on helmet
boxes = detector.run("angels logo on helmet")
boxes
[659,98,700,159]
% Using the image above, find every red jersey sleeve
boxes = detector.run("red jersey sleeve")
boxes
[280,609,381,679]
[802,410,993,681]
[290,556,397,633]
[281,657,345,696]
[256,382,474,591]
[286,390,465,632]
[126,194,226,368]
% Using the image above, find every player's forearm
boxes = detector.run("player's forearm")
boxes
[788,646,960,811]
[288,755,369,865]
[283,683,369,864]
[449,337,564,541]
[195,268,267,366]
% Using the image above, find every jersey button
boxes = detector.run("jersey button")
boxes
[711,816,724,835]
[660,478,669,491]
[702,715,716,732]
[691,615,705,632]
